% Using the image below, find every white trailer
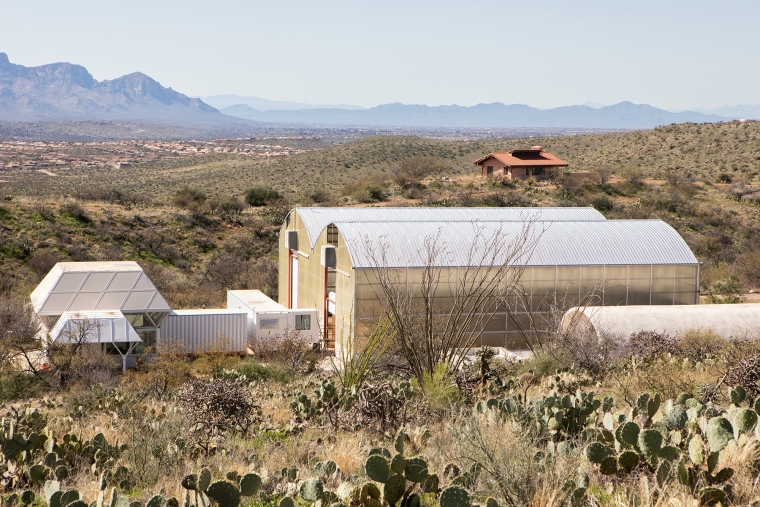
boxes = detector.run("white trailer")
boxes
[159,309,248,354]
[227,290,320,349]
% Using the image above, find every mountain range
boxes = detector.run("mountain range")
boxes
[0,53,225,122]
[201,95,364,111]
[0,53,755,129]
[217,101,732,129]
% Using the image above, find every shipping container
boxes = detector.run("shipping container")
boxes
[159,309,248,354]
[227,290,320,350]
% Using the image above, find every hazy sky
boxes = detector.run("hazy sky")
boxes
[2,0,758,109]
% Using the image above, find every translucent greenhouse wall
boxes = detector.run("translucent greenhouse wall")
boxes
[354,264,699,349]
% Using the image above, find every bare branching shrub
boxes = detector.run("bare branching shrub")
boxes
[725,354,760,398]
[254,328,318,375]
[125,345,193,400]
[391,156,448,189]
[625,331,682,357]
[361,220,542,380]
[595,166,614,185]
[179,378,260,454]
[27,248,62,275]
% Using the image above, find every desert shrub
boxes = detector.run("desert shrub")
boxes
[0,370,46,402]
[622,165,645,186]
[245,185,283,206]
[28,248,63,275]
[308,187,333,204]
[59,202,90,223]
[677,328,728,361]
[234,360,294,384]
[171,186,207,209]
[218,196,245,220]
[179,377,260,454]
[415,362,458,413]
[341,174,387,202]
[625,331,681,357]
[735,249,760,288]
[391,155,447,189]
[125,347,193,400]
[122,405,189,486]
[254,329,318,375]
[725,354,760,398]
[717,172,732,184]
[591,194,613,212]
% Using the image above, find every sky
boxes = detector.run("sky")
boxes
[2,0,758,110]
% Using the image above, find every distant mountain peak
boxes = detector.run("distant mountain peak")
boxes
[0,53,222,121]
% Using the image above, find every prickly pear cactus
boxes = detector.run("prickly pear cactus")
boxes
[439,486,470,507]
[206,481,240,507]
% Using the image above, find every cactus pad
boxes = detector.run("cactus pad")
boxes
[181,475,198,491]
[439,486,470,507]
[391,454,406,474]
[733,408,758,437]
[383,474,406,507]
[616,422,640,447]
[299,478,324,502]
[585,442,613,464]
[638,429,663,459]
[404,457,429,483]
[706,417,734,453]
[198,469,212,492]
[617,450,639,471]
[239,473,262,497]
[278,497,295,507]
[146,496,167,507]
[206,481,241,507]
[365,455,391,483]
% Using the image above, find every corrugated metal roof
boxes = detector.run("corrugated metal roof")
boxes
[335,220,698,268]
[290,207,606,248]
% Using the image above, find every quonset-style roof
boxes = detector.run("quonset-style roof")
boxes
[289,207,606,248]
[30,261,171,316]
[50,311,142,343]
[334,220,698,268]
[561,304,760,340]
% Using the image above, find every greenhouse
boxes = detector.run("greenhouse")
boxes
[279,207,700,352]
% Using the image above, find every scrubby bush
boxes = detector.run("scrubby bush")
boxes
[341,174,388,203]
[244,185,283,206]
[171,186,207,209]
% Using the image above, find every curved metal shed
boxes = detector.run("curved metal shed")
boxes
[289,206,606,248]
[561,304,760,340]
[335,220,697,268]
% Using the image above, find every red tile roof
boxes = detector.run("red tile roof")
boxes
[474,148,568,168]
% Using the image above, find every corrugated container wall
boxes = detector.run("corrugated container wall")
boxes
[159,311,248,353]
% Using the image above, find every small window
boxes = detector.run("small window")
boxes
[295,314,311,330]
[326,224,339,247]
[260,319,279,330]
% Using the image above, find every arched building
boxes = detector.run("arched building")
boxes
[279,207,700,353]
